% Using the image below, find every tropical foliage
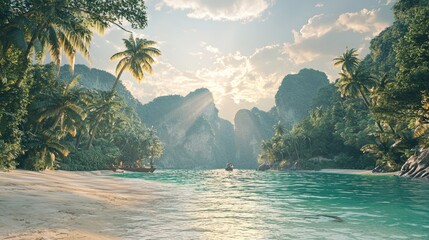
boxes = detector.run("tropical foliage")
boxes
[0,0,163,171]
[258,0,429,172]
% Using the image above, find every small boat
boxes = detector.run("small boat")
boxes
[225,162,233,171]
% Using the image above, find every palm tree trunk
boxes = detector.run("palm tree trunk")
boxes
[358,88,371,109]
[387,122,399,137]
[75,130,82,148]
[17,25,44,87]
[294,141,300,160]
[358,88,384,133]
[110,65,127,95]
[87,120,100,149]
[86,65,127,149]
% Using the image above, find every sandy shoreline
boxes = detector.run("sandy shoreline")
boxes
[0,170,164,240]
[320,168,400,176]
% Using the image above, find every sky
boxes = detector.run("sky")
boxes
[74,0,396,122]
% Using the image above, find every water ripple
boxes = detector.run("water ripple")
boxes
[113,170,429,240]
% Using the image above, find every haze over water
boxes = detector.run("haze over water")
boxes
[114,170,429,239]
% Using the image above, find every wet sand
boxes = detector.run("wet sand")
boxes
[0,170,162,240]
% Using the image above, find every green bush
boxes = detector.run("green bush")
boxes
[59,139,120,171]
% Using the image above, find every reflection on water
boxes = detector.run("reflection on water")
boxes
[113,170,429,239]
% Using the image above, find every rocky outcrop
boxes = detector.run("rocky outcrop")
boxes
[234,108,278,169]
[138,88,235,168]
[399,148,429,178]
[234,68,329,167]
[275,68,329,128]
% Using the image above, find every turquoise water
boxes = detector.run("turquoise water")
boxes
[113,170,429,239]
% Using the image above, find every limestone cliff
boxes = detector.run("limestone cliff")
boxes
[234,108,278,168]
[138,88,235,168]
[233,68,329,167]
[275,68,329,128]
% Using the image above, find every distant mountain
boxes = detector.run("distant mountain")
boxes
[60,65,331,169]
[60,66,235,169]
[138,88,235,168]
[59,65,141,110]
[234,107,278,169]
[234,68,329,167]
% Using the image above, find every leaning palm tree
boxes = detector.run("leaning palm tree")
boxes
[86,35,160,149]
[110,35,161,94]
[334,48,383,132]
[334,48,372,105]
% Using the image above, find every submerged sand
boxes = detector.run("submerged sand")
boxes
[0,170,163,240]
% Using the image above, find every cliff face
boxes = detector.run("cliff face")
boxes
[275,68,329,128]
[234,108,278,169]
[63,65,330,169]
[233,68,329,167]
[138,88,235,168]
[61,66,234,169]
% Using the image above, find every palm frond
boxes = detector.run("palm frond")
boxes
[414,123,429,138]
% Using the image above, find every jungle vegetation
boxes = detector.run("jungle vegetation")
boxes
[258,0,428,171]
[0,0,163,171]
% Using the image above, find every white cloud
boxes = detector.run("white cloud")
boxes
[337,8,390,36]
[283,7,392,76]
[157,0,271,22]
[294,14,336,41]
[315,3,324,8]
[120,44,293,121]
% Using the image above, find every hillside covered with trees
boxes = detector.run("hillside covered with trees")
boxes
[0,0,163,171]
[257,0,429,176]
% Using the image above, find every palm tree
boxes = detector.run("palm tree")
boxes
[33,76,86,137]
[14,0,100,85]
[28,2,94,64]
[86,35,160,148]
[86,92,124,148]
[333,48,360,75]
[334,48,383,132]
[274,122,285,137]
[147,129,163,168]
[25,130,70,170]
[334,49,372,107]
[370,73,392,107]
[110,35,161,94]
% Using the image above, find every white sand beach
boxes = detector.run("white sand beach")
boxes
[0,170,162,240]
